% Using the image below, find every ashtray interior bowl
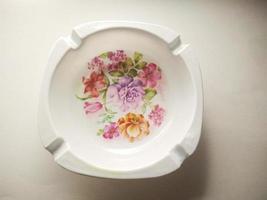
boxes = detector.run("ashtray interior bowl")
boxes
[38,21,203,179]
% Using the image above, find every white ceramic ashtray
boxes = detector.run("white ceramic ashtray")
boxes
[38,21,203,179]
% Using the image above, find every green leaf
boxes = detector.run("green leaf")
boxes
[144,88,157,101]
[100,114,115,123]
[117,62,127,73]
[126,57,134,67]
[99,52,108,58]
[111,78,119,84]
[109,70,124,77]
[133,52,143,64]
[127,69,138,77]
[104,74,110,86]
[99,88,106,94]
[141,104,146,114]
[97,129,104,136]
[105,108,117,115]
[121,58,134,73]
[122,62,128,73]
[135,61,147,69]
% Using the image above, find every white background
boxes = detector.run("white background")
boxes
[0,0,266,199]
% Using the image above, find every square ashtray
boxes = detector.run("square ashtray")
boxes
[38,21,203,178]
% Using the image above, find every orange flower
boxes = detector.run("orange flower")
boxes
[117,113,150,142]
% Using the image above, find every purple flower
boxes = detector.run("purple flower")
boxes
[103,122,120,139]
[107,76,145,112]
[148,105,165,126]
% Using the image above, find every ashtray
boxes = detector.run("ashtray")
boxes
[38,21,203,178]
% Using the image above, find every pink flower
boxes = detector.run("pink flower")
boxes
[84,102,103,114]
[138,63,161,88]
[82,71,107,98]
[108,50,127,63]
[107,50,127,71]
[148,105,165,126]
[88,56,105,71]
[103,122,120,139]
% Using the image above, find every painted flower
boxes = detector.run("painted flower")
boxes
[148,104,165,126]
[107,76,145,112]
[107,62,122,72]
[88,56,105,71]
[82,71,107,97]
[77,50,166,142]
[84,102,103,114]
[103,122,120,139]
[107,50,127,71]
[108,50,127,63]
[138,63,161,88]
[117,113,149,142]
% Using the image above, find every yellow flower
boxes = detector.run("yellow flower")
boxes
[117,113,150,142]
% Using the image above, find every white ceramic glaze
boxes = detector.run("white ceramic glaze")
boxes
[38,21,203,179]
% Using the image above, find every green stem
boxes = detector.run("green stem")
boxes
[102,72,116,115]
[75,94,91,101]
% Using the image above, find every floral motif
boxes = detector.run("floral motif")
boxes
[76,50,165,142]
[138,63,161,88]
[84,102,103,114]
[117,113,149,142]
[107,50,127,71]
[103,122,120,139]
[108,50,127,62]
[89,56,105,71]
[107,76,144,112]
[148,104,165,126]
[82,71,107,98]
